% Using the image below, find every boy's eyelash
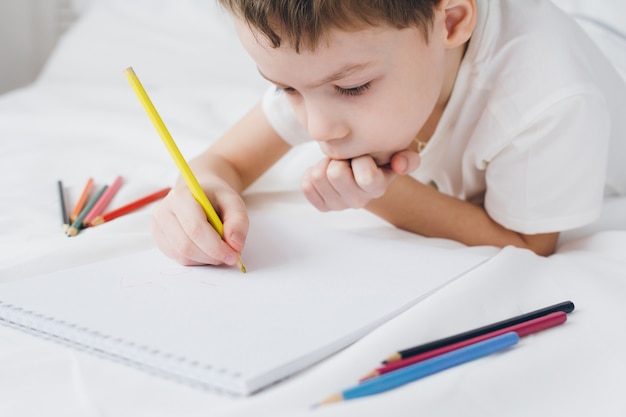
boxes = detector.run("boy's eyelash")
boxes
[335,82,371,97]
[275,86,297,94]
[276,83,372,97]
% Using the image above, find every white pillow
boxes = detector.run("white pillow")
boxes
[38,0,266,97]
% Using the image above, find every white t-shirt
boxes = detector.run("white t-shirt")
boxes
[262,0,626,234]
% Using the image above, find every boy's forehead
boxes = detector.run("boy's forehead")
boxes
[235,16,414,54]
[237,19,431,89]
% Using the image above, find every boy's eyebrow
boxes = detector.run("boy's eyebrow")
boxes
[257,62,376,88]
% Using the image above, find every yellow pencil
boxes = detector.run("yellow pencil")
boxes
[124,67,246,273]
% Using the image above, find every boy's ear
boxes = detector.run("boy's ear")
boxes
[441,0,476,48]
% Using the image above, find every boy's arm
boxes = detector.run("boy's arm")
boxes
[191,101,292,193]
[153,102,291,266]
[366,175,559,256]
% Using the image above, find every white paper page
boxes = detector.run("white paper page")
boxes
[0,212,489,395]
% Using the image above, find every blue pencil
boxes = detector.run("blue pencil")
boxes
[315,332,519,406]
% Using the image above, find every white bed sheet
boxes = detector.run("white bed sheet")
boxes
[1,1,625,416]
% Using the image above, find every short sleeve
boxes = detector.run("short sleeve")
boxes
[261,86,312,146]
[484,90,610,234]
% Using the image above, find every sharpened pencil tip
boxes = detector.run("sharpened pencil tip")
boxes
[358,370,379,382]
[314,392,344,407]
[237,255,247,273]
[384,352,402,364]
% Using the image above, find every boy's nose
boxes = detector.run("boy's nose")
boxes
[305,103,348,143]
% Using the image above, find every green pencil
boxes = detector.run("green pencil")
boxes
[67,185,108,237]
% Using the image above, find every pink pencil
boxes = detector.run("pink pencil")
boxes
[82,176,124,226]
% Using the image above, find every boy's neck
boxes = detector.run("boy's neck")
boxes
[416,42,468,144]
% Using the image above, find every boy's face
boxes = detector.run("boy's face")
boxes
[237,20,450,165]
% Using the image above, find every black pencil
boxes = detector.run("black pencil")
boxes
[383,300,575,363]
[57,180,69,231]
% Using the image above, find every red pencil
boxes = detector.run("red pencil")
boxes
[89,187,171,227]
[360,311,567,382]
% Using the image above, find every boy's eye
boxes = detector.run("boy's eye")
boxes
[335,82,372,97]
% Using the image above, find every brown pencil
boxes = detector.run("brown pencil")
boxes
[89,187,171,227]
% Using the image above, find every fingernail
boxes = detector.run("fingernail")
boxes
[398,156,408,174]
[230,232,244,248]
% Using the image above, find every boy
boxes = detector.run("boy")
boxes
[152,0,626,266]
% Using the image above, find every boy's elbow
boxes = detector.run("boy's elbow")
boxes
[516,232,560,257]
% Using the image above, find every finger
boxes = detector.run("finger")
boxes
[151,202,219,266]
[163,188,238,265]
[325,159,372,207]
[390,149,421,175]
[348,156,393,197]
[302,160,341,211]
[214,189,249,253]
[152,225,204,266]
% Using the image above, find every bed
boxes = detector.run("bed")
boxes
[1,0,625,415]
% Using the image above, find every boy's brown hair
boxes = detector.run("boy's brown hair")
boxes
[218,0,442,52]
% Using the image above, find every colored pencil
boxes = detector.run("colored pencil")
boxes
[316,332,519,407]
[361,311,566,381]
[383,300,575,363]
[70,177,94,223]
[82,176,124,226]
[89,187,171,227]
[57,180,69,231]
[124,67,246,273]
[67,185,107,237]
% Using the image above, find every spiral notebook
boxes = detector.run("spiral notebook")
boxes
[0,213,488,395]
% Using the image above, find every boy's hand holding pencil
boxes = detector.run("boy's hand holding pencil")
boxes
[151,178,249,268]
[125,67,246,272]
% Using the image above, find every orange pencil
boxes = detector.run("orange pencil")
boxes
[70,177,94,223]
[89,187,171,227]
